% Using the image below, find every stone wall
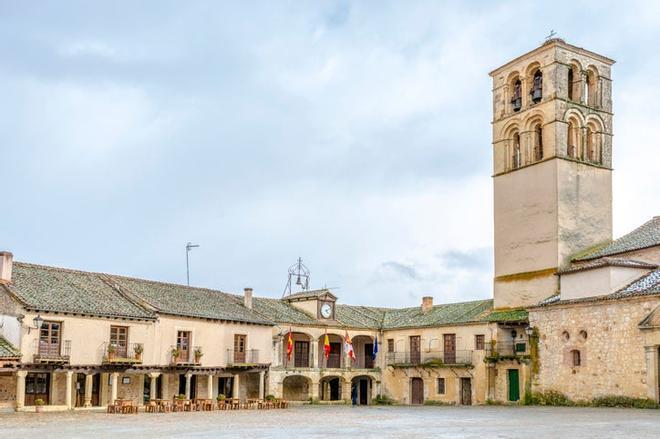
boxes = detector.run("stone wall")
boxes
[0,373,16,409]
[530,296,660,401]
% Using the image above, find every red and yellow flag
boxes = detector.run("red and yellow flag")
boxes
[323,333,330,359]
[344,331,356,362]
[287,329,293,361]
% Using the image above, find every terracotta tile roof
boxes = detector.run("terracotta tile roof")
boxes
[558,258,657,274]
[381,299,494,329]
[575,216,660,261]
[7,263,156,320]
[0,335,20,359]
[283,289,337,301]
[639,305,660,328]
[107,275,273,325]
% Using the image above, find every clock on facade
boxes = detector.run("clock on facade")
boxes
[320,302,333,319]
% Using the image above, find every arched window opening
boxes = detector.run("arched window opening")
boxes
[571,349,581,367]
[567,67,574,100]
[512,133,521,169]
[586,125,602,164]
[567,120,578,158]
[511,79,522,112]
[585,70,598,107]
[534,123,543,161]
[531,70,543,103]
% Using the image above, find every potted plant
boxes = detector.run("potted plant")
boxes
[216,393,225,402]
[193,347,203,364]
[170,347,180,363]
[265,394,275,401]
[133,344,143,361]
[177,394,186,400]
[35,398,45,413]
[107,344,116,361]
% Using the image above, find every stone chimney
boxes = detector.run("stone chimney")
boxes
[421,296,433,314]
[243,287,253,310]
[0,251,13,284]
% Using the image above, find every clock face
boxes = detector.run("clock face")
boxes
[320,303,333,319]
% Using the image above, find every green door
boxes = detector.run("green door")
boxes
[508,369,520,401]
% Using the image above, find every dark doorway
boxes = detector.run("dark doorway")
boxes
[144,374,163,403]
[178,374,197,398]
[321,377,341,401]
[409,336,421,364]
[91,374,100,406]
[75,374,85,407]
[25,372,50,406]
[359,379,368,405]
[218,377,233,398]
[328,343,341,368]
[364,343,374,368]
[411,377,424,405]
[460,378,472,405]
[508,369,520,402]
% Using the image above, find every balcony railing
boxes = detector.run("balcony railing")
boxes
[226,349,259,365]
[33,339,71,363]
[170,345,203,365]
[102,342,144,364]
[487,341,529,357]
[386,350,473,366]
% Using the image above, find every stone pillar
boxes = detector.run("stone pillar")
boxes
[84,374,93,407]
[161,374,169,400]
[185,373,192,400]
[149,373,161,401]
[258,371,265,399]
[232,374,240,399]
[310,380,319,402]
[207,375,214,398]
[110,372,118,404]
[311,339,318,369]
[342,380,351,403]
[16,371,27,410]
[65,371,74,410]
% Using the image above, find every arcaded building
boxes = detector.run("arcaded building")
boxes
[0,38,658,411]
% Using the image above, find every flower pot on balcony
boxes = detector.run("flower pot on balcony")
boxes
[35,399,45,413]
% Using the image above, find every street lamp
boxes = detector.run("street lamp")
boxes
[525,326,533,337]
[29,314,44,334]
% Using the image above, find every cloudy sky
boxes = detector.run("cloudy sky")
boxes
[2,1,659,307]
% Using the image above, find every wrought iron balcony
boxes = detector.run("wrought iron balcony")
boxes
[170,345,203,365]
[386,350,473,367]
[226,349,259,366]
[33,339,71,363]
[102,342,144,364]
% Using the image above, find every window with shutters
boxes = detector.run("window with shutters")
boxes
[387,339,394,353]
[437,378,446,395]
[475,334,485,351]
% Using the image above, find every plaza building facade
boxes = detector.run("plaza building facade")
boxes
[1,38,659,411]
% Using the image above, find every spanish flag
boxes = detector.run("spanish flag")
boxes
[323,333,331,359]
[287,329,293,361]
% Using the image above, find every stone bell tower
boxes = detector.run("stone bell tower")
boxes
[490,39,615,308]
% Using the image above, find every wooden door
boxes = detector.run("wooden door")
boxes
[91,374,100,406]
[177,331,190,363]
[110,326,128,358]
[39,321,61,357]
[75,374,85,407]
[328,342,341,368]
[25,373,50,406]
[411,377,424,405]
[409,336,421,364]
[234,334,246,363]
[294,340,309,367]
[508,369,520,401]
[364,343,374,368]
[443,334,456,364]
[460,378,472,405]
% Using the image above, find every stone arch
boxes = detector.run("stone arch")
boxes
[317,333,344,368]
[524,112,545,162]
[319,375,345,401]
[507,70,523,112]
[585,116,604,163]
[567,59,583,101]
[351,335,375,368]
[282,375,312,401]
[350,374,376,405]
[584,65,600,107]
[283,330,314,367]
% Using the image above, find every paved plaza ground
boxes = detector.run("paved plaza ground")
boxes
[1,405,659,438]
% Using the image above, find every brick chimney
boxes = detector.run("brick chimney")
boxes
[243,287,253,310]
[0,251,13,284]
[421,296,433,314]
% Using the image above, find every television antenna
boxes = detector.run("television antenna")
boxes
[185,242,200,286]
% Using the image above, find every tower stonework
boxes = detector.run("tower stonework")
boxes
[490,39,614,308]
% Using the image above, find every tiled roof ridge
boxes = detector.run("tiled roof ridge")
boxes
[559,257,658,274]
[575,216,660,261]
[15,261,236,298]
[384,298,493,313]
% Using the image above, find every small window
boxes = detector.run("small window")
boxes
[531,70,543,103]
[534,123,543,161]
[571,349,581,366]
[511,79,522,112]
[475,335,485,350]
[567,121,578,158]
[437,378,445,394]
[512,133,521,169]
[562,331,570,342]
[579,330,588,341]
[567,66,574,100]
[387,339,394,353]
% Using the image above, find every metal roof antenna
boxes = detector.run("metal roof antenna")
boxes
[186,242,200,286]
[282,257,310,297]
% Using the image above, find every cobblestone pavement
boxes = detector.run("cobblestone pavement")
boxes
[1,405,659,438]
